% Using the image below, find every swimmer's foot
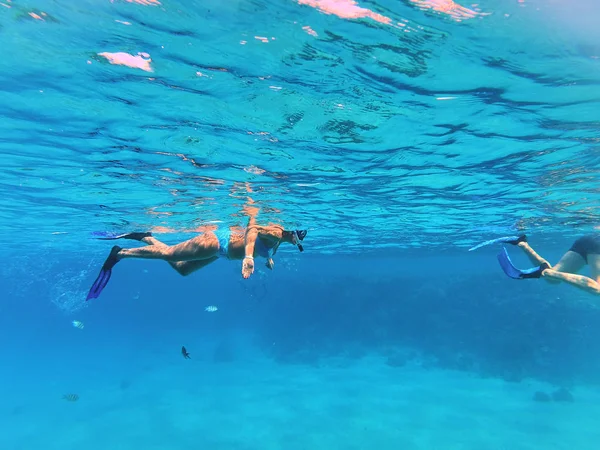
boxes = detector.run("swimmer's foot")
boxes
[519,262,550,279]
[506,235,527,245]
[86,246,122,300]
[97,232,152,241]
[497,246,549,279]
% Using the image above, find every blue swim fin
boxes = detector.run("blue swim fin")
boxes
[497,247,524,279]
[94,232,151,241]
[497,247,549,279]
[86,268,112,300]
[469,235,526,252]
[86,246,121,300]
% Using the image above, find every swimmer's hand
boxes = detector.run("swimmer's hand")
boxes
[242,256,254,279]
[266,258,274,270]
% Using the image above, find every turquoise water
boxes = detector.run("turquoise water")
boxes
[2,0,600,449]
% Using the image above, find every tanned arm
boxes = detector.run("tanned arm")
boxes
[242,227,258,279]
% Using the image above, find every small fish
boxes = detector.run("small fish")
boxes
[72,320,84,329]
[62,394,79,402]
[204,305,218,312]
[181,346,191,359]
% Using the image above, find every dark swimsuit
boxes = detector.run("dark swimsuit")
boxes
[569,234,600,263]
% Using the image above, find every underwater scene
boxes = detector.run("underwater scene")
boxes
[1,0,600,449]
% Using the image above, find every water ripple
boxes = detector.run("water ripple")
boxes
[1,0,599,253]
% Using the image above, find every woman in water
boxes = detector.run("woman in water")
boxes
[87,216,307,300]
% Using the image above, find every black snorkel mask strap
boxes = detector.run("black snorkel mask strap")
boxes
[292,229,307,252]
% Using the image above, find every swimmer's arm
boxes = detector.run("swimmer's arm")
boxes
[247,216,257,229]
[244,228,258,258]
[242,228,258,279]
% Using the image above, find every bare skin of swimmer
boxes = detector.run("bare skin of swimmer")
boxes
[115,218,299,279]
[515,241,600,295]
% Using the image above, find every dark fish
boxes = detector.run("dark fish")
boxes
[62,394,79,402]
[181,346,190,359]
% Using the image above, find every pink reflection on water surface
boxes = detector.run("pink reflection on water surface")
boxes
[98,52,153,72]
[297,0,392,24]
[409,0,486,21]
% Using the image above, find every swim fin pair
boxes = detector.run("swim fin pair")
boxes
[497,247,550,279]
[86,232,151,300]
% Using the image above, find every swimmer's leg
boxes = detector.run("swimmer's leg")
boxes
[169,258,219,276]
[140,236,219,276]
[543,267,600,295]
[590,254,600,285]
[87,233,219,299]
[510,236,563,284]
[552,250,586,274]
[501,239,600,294]
[513,236,586,274]
[497,236,552,281]
[542,252,600,295]
[117,232,219,262]
[510,237,551,267]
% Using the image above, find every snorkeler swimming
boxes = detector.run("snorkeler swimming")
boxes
[476,234,600,296]
[86,217,307,300]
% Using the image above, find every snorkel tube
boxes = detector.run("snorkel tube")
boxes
[292,229,307,252]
